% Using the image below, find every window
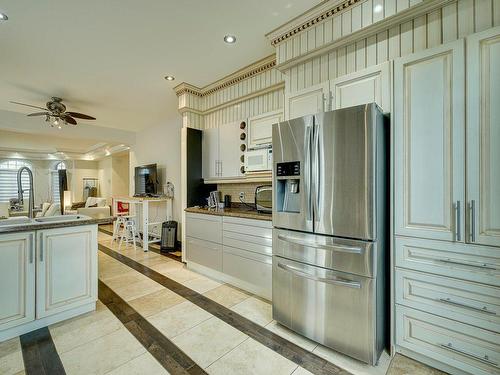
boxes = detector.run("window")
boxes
[51,162,67,204]
[0,160,32,203]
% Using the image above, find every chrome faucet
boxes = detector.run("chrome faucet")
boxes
[17,167,34,218]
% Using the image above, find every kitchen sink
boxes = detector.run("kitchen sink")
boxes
[34,215,90,223]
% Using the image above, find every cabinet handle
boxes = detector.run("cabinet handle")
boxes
[219,161,222,176]
[277,262,361,289]
[470,200,476,243]
[440,343,498,367]
[455,201,461,241]
[29,233,33,264]
[39,233,44,262]
[437,258,497,271]
[438,298,496,315]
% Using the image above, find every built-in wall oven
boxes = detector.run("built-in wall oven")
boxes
[272,103,388,365]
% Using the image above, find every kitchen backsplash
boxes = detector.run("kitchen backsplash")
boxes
[217,182,271,205]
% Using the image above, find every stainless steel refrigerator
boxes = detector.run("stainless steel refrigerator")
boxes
[272,103,388,365]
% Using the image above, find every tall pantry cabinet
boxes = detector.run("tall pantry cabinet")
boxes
[393,27,500,375]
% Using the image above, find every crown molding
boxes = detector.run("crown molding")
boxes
[265,0,363,46]
[274,0,453,71]
[174,55,277,97]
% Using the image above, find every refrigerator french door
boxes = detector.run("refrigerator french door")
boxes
[272,103,388,365]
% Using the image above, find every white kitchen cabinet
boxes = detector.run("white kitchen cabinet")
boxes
[202,127,219,180]
[330,62,391,112]
[202,121,244,180]
[466,26,500,248]
[394,40,465,242]
[36,225,97,319]
[285,82,330,120]
[0,232,35,332]
[247,110,283,148]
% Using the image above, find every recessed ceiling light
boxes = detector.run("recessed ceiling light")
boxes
[164,75,175,81]
[224,35,236,44]
[0,12,8,21]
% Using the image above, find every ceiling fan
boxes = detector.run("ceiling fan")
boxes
[10,97,96,128]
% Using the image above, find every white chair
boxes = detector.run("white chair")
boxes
[118,216,138,251]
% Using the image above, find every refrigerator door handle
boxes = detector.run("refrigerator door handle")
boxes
[277,234,363,254]
[305,124,313,221]
[277,262,362,289]
[312,119,321,221]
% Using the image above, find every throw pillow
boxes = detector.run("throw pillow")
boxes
[88,203,98,208]
[70,201,86,210]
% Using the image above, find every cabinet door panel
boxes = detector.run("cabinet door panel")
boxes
[331,62,390,112]
[467,26,500,247]
[37,226,97,318]
[0,232,35,331]
[248,110,283,148]
[202,127,219,179]
[394,40,465,241]
[285,82,329,120]
[219,121,244,178]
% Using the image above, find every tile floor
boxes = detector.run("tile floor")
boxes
[0,229,446,375]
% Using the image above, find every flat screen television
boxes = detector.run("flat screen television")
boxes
[134,164,159,195]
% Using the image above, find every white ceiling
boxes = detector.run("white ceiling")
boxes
[0,0,322,132]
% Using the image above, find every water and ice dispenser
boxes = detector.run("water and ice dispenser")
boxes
[275,161,301,213]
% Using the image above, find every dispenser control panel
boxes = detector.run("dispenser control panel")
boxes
[276,161,300,176]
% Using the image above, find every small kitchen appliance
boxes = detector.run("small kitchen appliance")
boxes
[245,147,272,172]
[160,221,177,252]
[255,185,272,213]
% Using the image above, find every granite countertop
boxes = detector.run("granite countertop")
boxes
[0,216,114,234]
[185,206,272,221]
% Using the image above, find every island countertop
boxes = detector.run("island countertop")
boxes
[0,216,114,234]
[185,206,272,221]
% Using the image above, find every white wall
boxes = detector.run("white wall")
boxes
[129,116,182,239]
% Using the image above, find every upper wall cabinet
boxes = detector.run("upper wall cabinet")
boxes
[285,82,330,120]
[330,62,391,112]
[203,121,245,181]
[394,40,465,242]
[247,110,283,148]
[467,26,500,248]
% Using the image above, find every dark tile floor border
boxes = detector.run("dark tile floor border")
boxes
[99,243,352,375]
[20,327,66,375]
[98,280,207,375]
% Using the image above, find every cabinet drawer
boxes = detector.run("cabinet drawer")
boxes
[223,221,272,239]
[395,236,500,285]
[223,231,272,256]
[223,246,271,299]
[223,216,272,229]
[186,237,222,272]
[396,306,500,375]
[186,213,222,244]
[395,269,500,332]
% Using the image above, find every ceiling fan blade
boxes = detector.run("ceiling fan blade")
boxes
[65,111,96,120]
[61,114,77,125]
[10,101,48,111]
[27,112,50,117]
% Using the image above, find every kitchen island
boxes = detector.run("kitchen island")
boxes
[0,215,112,342]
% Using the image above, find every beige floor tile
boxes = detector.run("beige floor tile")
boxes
[128,289,185,317]
[230,297,273,326]
[102,271,148,289]
[265,321,318,352]
[313,345,391,375]
[0,338,24,375]
[50,307,123,353]
[386,353,446,375]
[203,284,251,308]
[137,255,173,268]
[149,260,185,274]
[105,352,169,375]
[109,278,164,301]
[206,337,298,375]
[60,328,145,375]
[161,267,201,283]
[147,301,212,338]
[182,276,223,293]
[172,317,248,369]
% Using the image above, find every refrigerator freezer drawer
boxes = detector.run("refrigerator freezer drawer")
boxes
[272,256,379,365]
[273,228,376,277]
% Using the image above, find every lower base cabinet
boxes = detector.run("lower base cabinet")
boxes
[185,213,272,299]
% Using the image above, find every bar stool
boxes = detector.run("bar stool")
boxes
[118,216,138,251]
[112,215,127,242]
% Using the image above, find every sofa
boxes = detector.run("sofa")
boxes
[66,197,111,218]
